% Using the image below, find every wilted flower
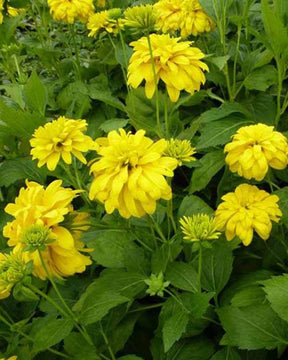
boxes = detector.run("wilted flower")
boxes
[87,8,124,37]
[165,139,196,166]
[3,180,92,280]
[144,272,170,297]
[127,34,208,102]
[124,5,156,33]
[225,123,288,181]
[89,129,178,219]
[0,252,26,300]
[180,214,221,242]
[47,0,94,23]
[154,0,215,38]
[30,116,93,171]
[215,184,282,246]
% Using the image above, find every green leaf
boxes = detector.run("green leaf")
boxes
[57,81,91,116]
[218,304,288,350]
[64,332,98,360]
[0,157,46,187]
[199,102,250,123]
[167,337,214,360]
[261,0,288,58]
[118,356,144,360]
[78,291,130,326]
[166,262,198,293]
[208,55,230,71]
[190,150,225,193]
[210,348,241,360]
[274,187,288,227]
[23,72,47,115]
[262,274,288,322]
[244,65,278,91]
[32,318,73,353]
[201,241,234,294]
[88,81,126,112]
[162,310,190,352]
[86,230,134,268]
[99,118,129,133]
[196,118,252,150]
[151,242,182,274]
[178,195,214,218]
[231,286,266,308]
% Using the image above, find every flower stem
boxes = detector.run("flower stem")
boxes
[149,215,167,243]
[37,250,94,346]
[100,322,116,360]
[69,24,81,80]
[198,243,202,292]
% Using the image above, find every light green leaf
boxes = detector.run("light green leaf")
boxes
[162,310,189,352]
[190,150,225,193]
[244,65,278,91]
[32,318,73,353]
[165,262,198,293]
[262,274,288,322]
[218,304,288,350]
[23,71,47,115]
[99,118,129,132]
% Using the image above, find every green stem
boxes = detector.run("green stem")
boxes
[146,33,162,137]
[129,302,165,313]
[149,216,167,243]
[69,24,81,80]
[72,160,94,207]
[37,250,94,346]
[164,92,169,138]
[232,24,242,98]
[100,323,116,360]
[275,58,283,128]
[198,243,202,292]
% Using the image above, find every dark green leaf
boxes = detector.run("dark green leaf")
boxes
[162,310,189,352]
[23,72,47,115]
[166,262,198,293]
[178,195,214,218]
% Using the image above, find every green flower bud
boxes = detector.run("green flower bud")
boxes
[180,214,221,242]
[144,272,170,297]
[21,224,53,252]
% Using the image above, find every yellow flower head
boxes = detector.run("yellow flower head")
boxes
[225,123,288,181]
[154,0,215,38]
[215,184,282,246]
[87,9,124,37]
[164,139,196,166]
[89,129,178,219]
[0,356,17,360]
[0,252,26,300]
[30,116,93,171]
[0,0,24,23]
[47,0,94,23]
[127,34,208,102]
[124,5,156,33]
[96,0,106,8]
[3,180,92,280]
[180,214,221,242]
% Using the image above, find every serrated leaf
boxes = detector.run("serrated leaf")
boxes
[218,304,288,350]
[244,65,278,91]
[262,274,288,322]
[178,195,214,218]
[210,348,241,360]
[151,242,182,274]
[32,318,73,353]
[64,332,98,360]
[231,287,266,307]
[78,291,130,326]
[162,310,189,352]
[196,118,252,150]
[201,241,234,294]
[23,71,47,115]
[190,150,225,193]
[166,262,198,293]
[167,337,214,360]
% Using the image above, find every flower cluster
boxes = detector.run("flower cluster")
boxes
[30,116,94,171]
[154,0,215,38]
[225,123,288,181]
[215,184,282,246]
[47,0,94,23]
[3,180,92,280]
[127,34,208,102]
[89,129,178,218]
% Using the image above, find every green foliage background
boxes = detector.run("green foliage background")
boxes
[0,0,288,359]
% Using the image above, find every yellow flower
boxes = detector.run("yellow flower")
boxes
[0,0,3,24]
[215,184,282,246]
[164,139,196,166]
[180,214,221,242]
[87,9,124,37]
[47,0,94,23]
[3,180,92,280]
[124,5,156,33]
[96,0,106,8]
[7,6,24,17]
[0,252,26,300]
[0,357,17,360]
[30,116,93,171]
[154,0,215,38]
[89,129,178,219]
[225,123,288,181]
[127,34,208,102]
